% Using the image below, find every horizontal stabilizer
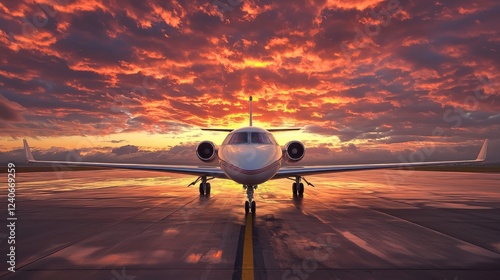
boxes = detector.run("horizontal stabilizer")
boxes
[201,128,234,132]
[201,127,302,132]
[267,128,302,132]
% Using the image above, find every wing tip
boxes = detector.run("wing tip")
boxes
[23,139,35,162]
[476,139,488,161]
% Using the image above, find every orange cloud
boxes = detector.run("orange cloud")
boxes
[0,0,498,162]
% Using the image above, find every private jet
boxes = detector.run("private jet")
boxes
[23,97,489,213]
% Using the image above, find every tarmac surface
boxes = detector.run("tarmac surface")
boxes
[1,169,500,280]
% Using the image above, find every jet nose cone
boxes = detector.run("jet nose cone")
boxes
[222,145,280,170]
[219,144,282,185]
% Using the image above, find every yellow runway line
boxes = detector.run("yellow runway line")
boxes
[242,214,254,280]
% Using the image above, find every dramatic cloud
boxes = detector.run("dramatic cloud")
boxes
[112,145,139,156]
[0,0,499,163]
[0,94,25,121]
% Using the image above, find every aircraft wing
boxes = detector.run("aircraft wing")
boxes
[273,140,488,179]
[23,139,227,178]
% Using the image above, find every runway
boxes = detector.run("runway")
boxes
[1,169,500,279]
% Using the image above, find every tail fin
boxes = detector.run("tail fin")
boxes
[201,96,302,132]
[248,96,302,131]
[249,96,253,126]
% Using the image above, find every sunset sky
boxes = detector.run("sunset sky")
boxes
[0,0,499,165]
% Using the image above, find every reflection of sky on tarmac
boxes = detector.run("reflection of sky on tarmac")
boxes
[62,245,175,266]
[16,169,500,211]
[6,169,500,276]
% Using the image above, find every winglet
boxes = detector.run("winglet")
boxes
[23,139,35,162]
[476,139,488,161]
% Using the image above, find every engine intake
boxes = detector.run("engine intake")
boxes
[196,141,218,162]
[283,141,305,163]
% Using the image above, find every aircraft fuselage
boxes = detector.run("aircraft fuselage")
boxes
[218,126,282,185]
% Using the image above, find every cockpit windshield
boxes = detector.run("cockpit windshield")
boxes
[225,132,277,145]
[250,132,272,144]
[228,132,248,144]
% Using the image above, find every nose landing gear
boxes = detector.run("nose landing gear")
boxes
[244,185,257,214]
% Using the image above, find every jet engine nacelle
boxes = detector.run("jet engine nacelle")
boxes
[196,141,218,162]
[283,141,305,163]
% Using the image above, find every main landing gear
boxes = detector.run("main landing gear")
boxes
[199,182,211,196]
[289,176,315,196]
[244,185,257,214]
[188,176,213,196]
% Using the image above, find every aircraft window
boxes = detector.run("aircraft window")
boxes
[229,132,248,144]
[250,133,272,144]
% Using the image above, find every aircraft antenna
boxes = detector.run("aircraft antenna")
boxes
[249,96,253,126]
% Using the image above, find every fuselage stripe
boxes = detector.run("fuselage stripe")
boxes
[220,159,280,175]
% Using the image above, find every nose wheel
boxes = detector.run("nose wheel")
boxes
[245,200,256,214]
[244,185,257,214]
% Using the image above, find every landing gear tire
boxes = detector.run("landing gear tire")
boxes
[245,201,250,214]
[206,183,211,195]
[298,183,304,195]
[199,183,211,196]
[292,183,297,196]
[251,201,256,213]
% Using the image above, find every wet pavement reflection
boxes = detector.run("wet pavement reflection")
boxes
[1,169,499,279]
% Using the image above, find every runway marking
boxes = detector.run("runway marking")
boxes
[242,214,255,280]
